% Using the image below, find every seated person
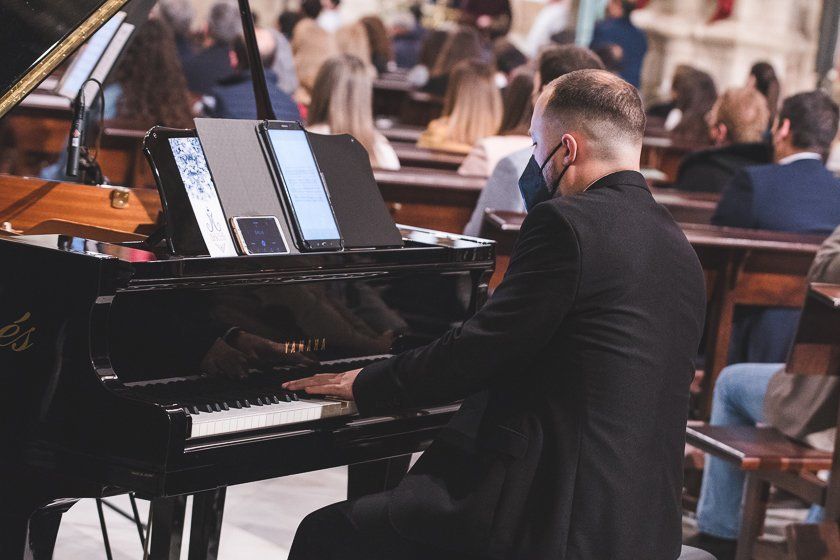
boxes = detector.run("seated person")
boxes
[406,29,449,88]
[674,87,772,193]
[670,67,717,147]
[457,67,534,176]
[417,59,502,155]
[184,0,241,95]
[336,21,376,76]
[422,26,485,97]
[207,29,301,121]
[292,0,339,105]
[360,16,393,75]
[687,223,840,560]
[389,12,424,70]
[459,0,512,39]
[307,55,400,170]
[590,0,646,87]
[713,90,840,363]
[285,68,707,560]
[462,45,604,236]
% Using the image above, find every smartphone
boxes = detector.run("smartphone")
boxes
[230,216,290,255]
[260,121,343,251]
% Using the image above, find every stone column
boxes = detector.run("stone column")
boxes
[633,0,822,104]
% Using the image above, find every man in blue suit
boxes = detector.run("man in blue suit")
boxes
[713,90,840,364]
[590,0,647,88]
[207,28,301,121]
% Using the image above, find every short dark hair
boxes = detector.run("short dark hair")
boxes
[538,45,604,89]
[545,69,646,151]
[778,91,839,153]
[301,0,322,19]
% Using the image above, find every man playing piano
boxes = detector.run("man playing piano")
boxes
[285,70,707,559]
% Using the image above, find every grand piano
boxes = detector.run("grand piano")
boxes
[0,2,495,558]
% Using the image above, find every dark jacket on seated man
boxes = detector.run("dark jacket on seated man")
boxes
[209,69,301,121]
[675,142,771,193]
[712,90,840,364]
[351,172,706,559]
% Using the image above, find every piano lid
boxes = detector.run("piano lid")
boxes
[0,0,131,119]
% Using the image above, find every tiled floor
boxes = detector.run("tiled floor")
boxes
[54,466,809,560]
[53,467,347,559]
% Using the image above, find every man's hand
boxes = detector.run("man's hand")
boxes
[282,368,362,401]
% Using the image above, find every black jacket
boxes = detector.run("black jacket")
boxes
[353,171,707,559]
[674,142,771,193]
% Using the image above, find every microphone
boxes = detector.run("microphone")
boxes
[65,87,86,177]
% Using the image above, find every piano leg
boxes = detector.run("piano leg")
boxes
[0,500,75,560]
[148,495,187,560]
[187,488,226,560]
[347,455,411,499]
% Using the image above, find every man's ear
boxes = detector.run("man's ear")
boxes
[776,118,791,142]
[229,50,238,70]
[710,123,728,145]
[561,134,578,166]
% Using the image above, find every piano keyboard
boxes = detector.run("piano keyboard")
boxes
[124,354,390,439]
[189,397,357,439]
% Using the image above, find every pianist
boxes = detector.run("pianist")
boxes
[285,70,707,559]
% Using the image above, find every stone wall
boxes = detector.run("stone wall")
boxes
[633,0,823,104]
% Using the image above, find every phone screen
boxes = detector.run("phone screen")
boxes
[233,217,288,255]
[266,128,341,244]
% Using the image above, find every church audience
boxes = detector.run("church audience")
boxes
[360,16,393,75]
[307,55,400,170]
[462,45,604,236]
[713,90,840,363]
[523,0,571,57]
[157,0,196,62]
[670,67,717,146]
[590,0,647,87]
[389,12,425,70]
[406,29,449,88]
[264,25,299,96]
[422,26,485,97]
[458,67,534,176]
[493,38,528,83]
[417,59,502,154]
[336,22,375,73]
[108,19,194,129]
[278,10,304,40]
[459,0,512,38]
[207,30,301,121]
[317,0,343,32]
[674,87,772,193]
[184,0,241,95]
[687,223,840,560]
[292,9,339,104]
[748,61,781,128]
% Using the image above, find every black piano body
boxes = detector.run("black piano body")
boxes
[0,228,494,558]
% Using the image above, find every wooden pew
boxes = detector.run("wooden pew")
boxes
[377,124,424,144]
[641,137,698,183]
[373,167,484,234]
[0,174,160,235]
[480,211,824,417]
[391,142,466,171]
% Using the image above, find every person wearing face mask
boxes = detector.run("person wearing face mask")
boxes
[283,70,708,560]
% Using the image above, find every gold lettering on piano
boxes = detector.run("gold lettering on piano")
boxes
[0,312,35,352]
[279,337,325,353]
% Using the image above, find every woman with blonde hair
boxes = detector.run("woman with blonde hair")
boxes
[307,54,400,170]
[457,66,534,175]
[674,87,772,193]
[422,26,485,97]
[417,59,502,155]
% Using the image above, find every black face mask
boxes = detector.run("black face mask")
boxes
[518,141,569,212]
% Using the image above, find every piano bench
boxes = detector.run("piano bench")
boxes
[686,424,832,560]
